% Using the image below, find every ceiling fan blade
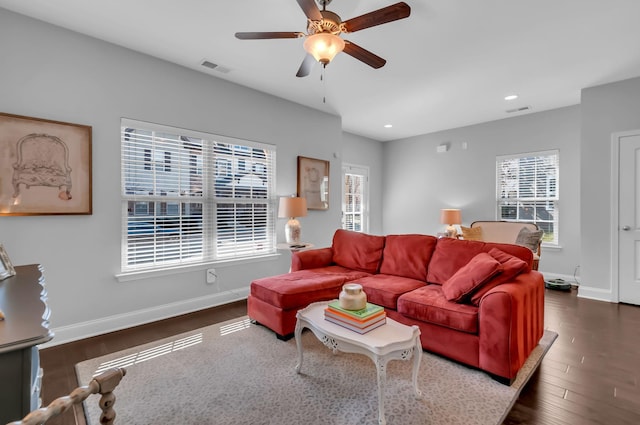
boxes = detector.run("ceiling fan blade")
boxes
[296,0,323,21]
[343,41,386,69]
[342,2,411,33]
[296,54,316,77]
[235,32,304,40]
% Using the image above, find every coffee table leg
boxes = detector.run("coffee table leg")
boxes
[375,357,387,425]
[294,320,304,373]
[412,336,423,398]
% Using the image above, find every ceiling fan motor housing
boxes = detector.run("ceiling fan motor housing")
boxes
[308,11,343,35]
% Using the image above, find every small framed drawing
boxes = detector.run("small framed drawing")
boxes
[0,112,92,215]
[297,156,330,210]
[0,244,16,280]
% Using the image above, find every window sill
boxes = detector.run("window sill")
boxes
[115,253,280,282]
[542,244,562,251]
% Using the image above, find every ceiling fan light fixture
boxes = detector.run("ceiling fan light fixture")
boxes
[303,32,345,65]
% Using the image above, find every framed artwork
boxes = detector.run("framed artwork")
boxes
[0,244,16,281]
[0,113,92,215]
[297,156,329,210]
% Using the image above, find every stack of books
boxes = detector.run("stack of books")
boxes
[324,301,386,334]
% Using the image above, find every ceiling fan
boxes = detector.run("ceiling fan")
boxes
[235,0,411,77]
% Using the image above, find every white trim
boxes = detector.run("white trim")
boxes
[496,149,559,161]
[121,117,276,151]
[41,288,250,348]
[540,272,575,283]
[609,129,640,303]
[577,285,615,303]
[611,131,621,302]
[341,163,370,233]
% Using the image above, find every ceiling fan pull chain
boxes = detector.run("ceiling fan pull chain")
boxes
[321,64,326,103]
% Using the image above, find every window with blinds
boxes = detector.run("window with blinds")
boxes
[121,119,276,272]
[341,164,369,233]
[496,150,559,245]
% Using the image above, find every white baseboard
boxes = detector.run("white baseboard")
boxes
[42,287,250,348]
[576,286,614,303]
[540,272,614,303]
[539,272,576,283]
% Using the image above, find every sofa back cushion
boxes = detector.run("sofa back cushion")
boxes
[332,229,386,273]
[426,237,532,285]
[379,234,438,281]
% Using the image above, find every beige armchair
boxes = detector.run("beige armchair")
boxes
[464,221,542,270]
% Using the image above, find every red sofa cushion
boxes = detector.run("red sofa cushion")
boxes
[251,270,350,310]
[442,253,503,303]
[332,229,386,273]
[355,274,426,309]
[469,248,528,306]
[397,285,479,334]
[426,238,533,285]
[379,234,438,281]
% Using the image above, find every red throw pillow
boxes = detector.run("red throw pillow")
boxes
[442,253,503,303]
[469,248,528,306]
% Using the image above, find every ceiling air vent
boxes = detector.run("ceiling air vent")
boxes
[200,60,231,74]
[506,106,532,113]
[201,60,218,69]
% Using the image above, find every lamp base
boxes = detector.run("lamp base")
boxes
[446,225,458,238]
[285,218,301,245]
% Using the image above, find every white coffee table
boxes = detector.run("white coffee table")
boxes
[294,301,422,425]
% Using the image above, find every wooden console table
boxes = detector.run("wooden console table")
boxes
[0,265,54,424]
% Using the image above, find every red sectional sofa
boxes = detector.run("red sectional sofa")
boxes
[248,229,545,384]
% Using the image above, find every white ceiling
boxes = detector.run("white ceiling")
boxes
[2,0,640,141]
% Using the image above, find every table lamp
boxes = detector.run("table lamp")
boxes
[278,196,308,245]
[440,209,461,238]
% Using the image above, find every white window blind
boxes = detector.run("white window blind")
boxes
[121,119,276,272]
[341,164,369,233]
[496,150,559,245]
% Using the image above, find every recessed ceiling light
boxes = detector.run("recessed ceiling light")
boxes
[504,94,518,101]
[384,124,393,128]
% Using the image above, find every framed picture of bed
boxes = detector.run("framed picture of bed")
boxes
[0,112,92,215]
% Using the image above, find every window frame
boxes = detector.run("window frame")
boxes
[341,163,369,233]
[496,149,559,246]
[119,118,277,277]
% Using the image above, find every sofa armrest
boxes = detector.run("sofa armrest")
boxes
[291,247,334,271]
[477,271,545,382]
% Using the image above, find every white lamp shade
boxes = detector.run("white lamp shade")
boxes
[278,197,307,218]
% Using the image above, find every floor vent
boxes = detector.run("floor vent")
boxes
[506,106,532,113]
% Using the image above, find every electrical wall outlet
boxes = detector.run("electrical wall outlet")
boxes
[206,268,217,284]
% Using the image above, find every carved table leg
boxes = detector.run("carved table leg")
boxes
[411,336,423,398]
[375,355,388,425]
[294,320,304,373]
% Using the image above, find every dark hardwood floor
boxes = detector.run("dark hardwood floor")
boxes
[37,289,640,425]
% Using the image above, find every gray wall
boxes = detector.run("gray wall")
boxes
[0,9,355,344]
[382,106,582,278]
[580,76,640,300]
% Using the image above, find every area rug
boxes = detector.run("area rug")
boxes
[76,318,557,425]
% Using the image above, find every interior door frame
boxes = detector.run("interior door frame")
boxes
[610,129,640,303]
